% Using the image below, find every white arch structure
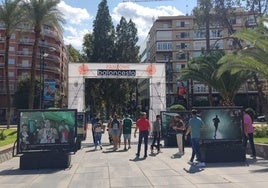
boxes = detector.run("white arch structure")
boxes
[68,63,166,123]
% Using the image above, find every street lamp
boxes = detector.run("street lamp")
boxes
[39,46,56,109]
[177,50,192,109]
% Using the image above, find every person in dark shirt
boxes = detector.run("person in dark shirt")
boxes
[150,115,161,153]
[170,114,185,158]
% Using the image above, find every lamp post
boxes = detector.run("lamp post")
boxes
[39,46,55,109]
[185,51,193,110]
[39,49,47,109]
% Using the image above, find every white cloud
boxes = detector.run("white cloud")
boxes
[63,26,91,51]
[61,2,184,51]
[59,1,92,51]
[112,2,184,44]
[58,1,92,25]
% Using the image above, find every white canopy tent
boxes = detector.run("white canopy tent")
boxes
[68,63,166,123]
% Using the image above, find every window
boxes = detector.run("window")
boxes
[22,48,29,55]
[163,23,169,28]
[194,30,205,38]
[175,21,180,27]
[229,17,236,25]
[21,72,29,77]
[156,42,172,51]
[175,21,190,28]
[22,60,29,67]
[211,30,223,38]
[9,46,15,51]
[8,71,14,77]
[22,23,31,29]
[176,52,187,60]
[9,83,14,91]
[176,43,190,50]
[181,32,190,38]
[8,59,15,65]
[176,32,190,39]
[22,36,29,42]
[11,33,15,39]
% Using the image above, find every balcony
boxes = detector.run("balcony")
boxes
[19,39,35,45]
[17,51,33,56]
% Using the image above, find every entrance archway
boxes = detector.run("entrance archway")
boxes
[68,63,166,122]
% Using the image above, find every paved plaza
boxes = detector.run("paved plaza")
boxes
[0,128,268,188]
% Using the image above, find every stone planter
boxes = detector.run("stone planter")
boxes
[246,143,268,159]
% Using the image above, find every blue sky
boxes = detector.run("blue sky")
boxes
[60,0,197,51]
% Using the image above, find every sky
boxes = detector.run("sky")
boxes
[59,0,197,51]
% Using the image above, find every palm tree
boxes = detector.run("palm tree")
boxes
[218,15,268,116]
[180,50,252,106]
[0,0,25,128]
[24,0,64,109]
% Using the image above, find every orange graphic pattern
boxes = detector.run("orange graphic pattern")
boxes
[78,64,89,75]
[146,65,156,75]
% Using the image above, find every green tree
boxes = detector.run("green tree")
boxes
[218,16,268,114]
[115,17,139,63]
[14,76,40,109]
[0,0,25,128]
[243,0,268,16]
[66,44,84,62]
[126,19,140,63]
[193,0,213,105]
[115,17,128,62]
[82,32,94,62]
[91,0,115,62]
[180,50,252,106]
[24,0,64,109]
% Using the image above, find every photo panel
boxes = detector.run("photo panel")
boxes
[18,109,77,153]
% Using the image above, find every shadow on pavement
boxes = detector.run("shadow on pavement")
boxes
[0,168,66,176]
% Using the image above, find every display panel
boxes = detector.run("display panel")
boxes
[161,111,191,137]
[17,109,77,153]
[161,107,243,143]
[77,112,88,140]
[196,107,243,141]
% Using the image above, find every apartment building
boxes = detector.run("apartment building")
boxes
[142,9,259,109]
[0,24,68,123]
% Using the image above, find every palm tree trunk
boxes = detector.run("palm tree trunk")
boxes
[253,74,268,118]
[28,28,41,109]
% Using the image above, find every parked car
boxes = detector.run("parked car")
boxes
[257,115,266,122]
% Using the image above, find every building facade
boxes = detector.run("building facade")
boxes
[142,9,260,109]
[0,23,68,123]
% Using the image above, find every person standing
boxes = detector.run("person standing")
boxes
[185,109,206,167]
[90,114,97,145]
[212,115,220,139]
[109,114,122,151]
[134,112,150,158]
[38,119,58,144]
[171,114,185,157]
[243,108,256,159]
[122,114,133,151]
[93,118,103,150]
[150,115,161,153]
